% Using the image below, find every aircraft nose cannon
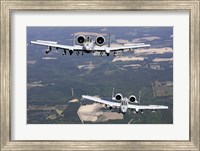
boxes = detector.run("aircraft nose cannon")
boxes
[105,48,110,56]
[134,109,139,114]
[105,48,110,53]
[152,109,156,113]
[85,45,91,51]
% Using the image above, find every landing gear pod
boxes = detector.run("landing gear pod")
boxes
[69,50,73,55]
[45,46,52,54]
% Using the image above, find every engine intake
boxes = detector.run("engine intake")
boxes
[96,36,105,46]
[76,35,85,45]
[115,93,123,101]
[129,95,137,103]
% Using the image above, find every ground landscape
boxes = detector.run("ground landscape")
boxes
[27,27,173,124]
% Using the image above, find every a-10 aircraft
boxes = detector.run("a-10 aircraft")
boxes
[30,34,150,56]
[82,88,168,114]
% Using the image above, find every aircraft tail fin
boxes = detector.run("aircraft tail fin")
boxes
[70,88,82,106]
[73,34,75,46]
[138,90,141,103]
[112,87,115,100]
[71,87,74,97]
[108,33,111,47]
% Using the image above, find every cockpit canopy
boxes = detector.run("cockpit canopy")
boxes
[86,36,92,43]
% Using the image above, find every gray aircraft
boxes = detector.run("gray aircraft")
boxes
[30,34,150,56]
[82,88,168,114]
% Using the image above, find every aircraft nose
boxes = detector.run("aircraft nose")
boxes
[86,46,90,50]
[84,43,91,50]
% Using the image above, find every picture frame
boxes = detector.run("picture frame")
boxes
[0,0,199,150]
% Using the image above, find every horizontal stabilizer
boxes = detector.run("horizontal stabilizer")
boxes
[124,43,145,46]
[36,40,58,44]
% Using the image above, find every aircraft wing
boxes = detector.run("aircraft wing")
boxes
[82,95,121,107]
[30,40,82,50]
[128,104,168,111]
[93,44,150,53]
[108,44,151,52]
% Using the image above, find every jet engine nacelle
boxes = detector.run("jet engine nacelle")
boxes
[115,93,123,101]
[76,35,85,45]
[129,95,137,103]
[96,36,105,46]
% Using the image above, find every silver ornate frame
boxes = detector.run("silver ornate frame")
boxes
[0,0,199,150]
